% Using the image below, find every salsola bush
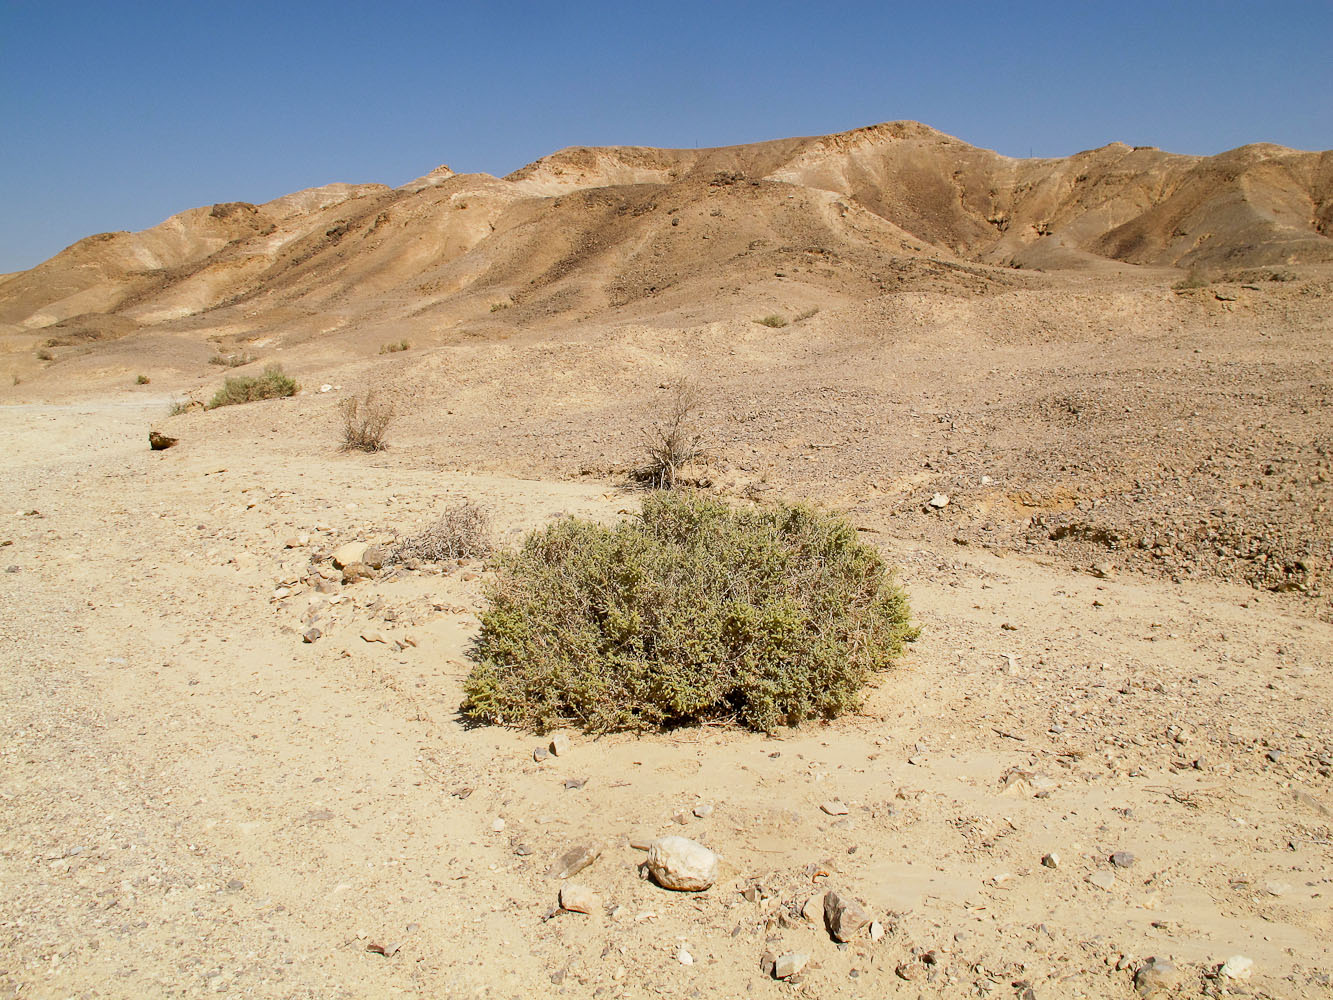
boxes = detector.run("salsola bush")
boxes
[340,388,395,451]
[208,364,298,408]
[394,501,492,562]
[462,492,916,733]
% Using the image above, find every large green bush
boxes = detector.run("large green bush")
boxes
[208,364,298,408]
[461,492,916,733]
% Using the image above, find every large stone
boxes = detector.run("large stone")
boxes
[148,430,178,450]
[645,836,718,891]
[1219,955,1253,980]
[824,889,872,942]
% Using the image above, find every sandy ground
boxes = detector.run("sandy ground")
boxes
[2,380,1330,999]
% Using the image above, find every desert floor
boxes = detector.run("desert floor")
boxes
[2,275,1331,999]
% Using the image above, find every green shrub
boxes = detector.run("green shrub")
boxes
[379,339,410,354]
[490,301,510,313]
[755,314,788,328]
[208,364,298,408]
[461,492,916,734]
[136,374,151,385]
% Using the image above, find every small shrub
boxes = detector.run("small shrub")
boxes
[340,388,395,451]
[168,400,190,416]
[208,363,298,408]
[794,307,820,323]
[36,348,53,361]
[636,379,704,489]
[490,301,509,313]
[756,314,788,328]
[461,492,917,734]
[136,374,151,385]
[209,352,254,367]
[393,502,492,562]
[379,339,410,354]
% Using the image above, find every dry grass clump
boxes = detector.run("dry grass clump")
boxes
[135,374,151,384]
[755,314,788,328]
[461,492,917,734]
[209,351,255,367]
[393,502,493,563]
[379,340,410,354]
[339,388,395,451]
[636,379,704,490]
[208,364,298,408]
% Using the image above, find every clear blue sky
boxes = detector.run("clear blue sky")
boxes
[2,0,1330,274]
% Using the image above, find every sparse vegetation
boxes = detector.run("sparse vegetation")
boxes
[393,501,493,563]
[489,301,510,313]
[208,364,299,408]
[339,388,395,451]
[794,307,820,322]
[209,352,255,367]
[636,379,704,489]
[756,314,788,328]
[461,492,917,734]
[136,374,151,385]
[36,349,53,361]
[379,339,410,354]
[167,400,191,416]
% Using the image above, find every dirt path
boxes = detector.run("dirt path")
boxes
[2,401,1330,999]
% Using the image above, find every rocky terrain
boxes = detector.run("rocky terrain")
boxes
[1,123,1330,998]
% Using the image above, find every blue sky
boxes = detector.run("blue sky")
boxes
[2,0,1330,273]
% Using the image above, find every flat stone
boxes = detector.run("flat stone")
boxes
[547,843,601,879]
[824,889,871,942]
[549,734,571,756]
[645,836,718,891]
[692,804,714,819]
[801,893,824,922]
[820,800,850,816]
[1219,955,1253,980]
[533,746,550,762]
[301,627,322,643]
[559,883,599,914]
[331,542,369,570]
[1086,870,1117,891]
[1110,851,1136,868]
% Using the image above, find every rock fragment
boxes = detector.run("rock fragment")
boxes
[547,843,601,879]
[772,952,809,979]
[823,889,871,942]
[558,883,599,914]
[1134,957,1180,996]
[549,734,571,756]
[1219,955,1253,980]
[820,800,850,816]
[148,430,178,450]
[1110,850,1136,868]
[645,836,718,891]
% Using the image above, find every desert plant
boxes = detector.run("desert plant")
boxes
[167,400,190,416]
[637,379,704,489]
[1172,267,1212,291]
[339,388,395,451]
[209,351,255,367]
[36,348,53,361]
[461,492,916,734]
[380,339,410,354]
[393,501,493,562]
[208,364,298,408]
[136,374,151,385]
[490,301,509,313]
[756,314,788,328]
[794,307,820,322]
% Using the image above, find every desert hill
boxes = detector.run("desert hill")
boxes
[2,122,1329,343]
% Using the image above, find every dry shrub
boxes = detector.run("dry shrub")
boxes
[394,501,492,562]
[380,340,410,354]
[461,492,917,734]
[637,379,704,489]
[209,352,255,367]
[756,314,788,328]
[340,388,395,451]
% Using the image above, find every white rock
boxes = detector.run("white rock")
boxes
[331,541,369,569]
[677,946,693,965]
[869,919,885,941]
[320,384,333,393]
[801,893,824,923]
[646,836,718,891]
[490,817,505,832]
[928,492,949,509]
[1086,870,1117,891]
[549,733,571,756]
[1219,955,1253,980]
